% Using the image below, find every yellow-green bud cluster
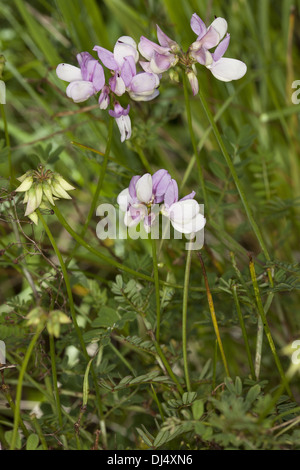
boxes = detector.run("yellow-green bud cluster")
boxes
[16,166,75,225]
[26,306,71,338]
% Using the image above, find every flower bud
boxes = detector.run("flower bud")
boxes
[15,175,33,192]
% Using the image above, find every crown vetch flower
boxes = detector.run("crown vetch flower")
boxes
[94,37,160,102]
[161,178,205,234]
[56,52,105,103]
[188,14,247,82]
[94,36,139,97]
[139,25,180,74]
[138,13,247,95]
[117,170,205,235]
[109,102,132,143]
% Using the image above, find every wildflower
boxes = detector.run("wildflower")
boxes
[117,170,170,232]
[189,14,247,82]
[139,25,180,74]
[56,51,105,102]
[26,307,71,338]
[94,36,139,97]
[161,179,206,234]
[117,170,205,235]
[94,37,160,101]
[16,166,75,225]
[109,102,131,142]
[98,85,110,109]
[138,13,247,94]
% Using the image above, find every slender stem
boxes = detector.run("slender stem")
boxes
[49,334,63,428]
[134,145,152,173]
[182,247,193,392]
[149,331,184,395]
[232,285,256,379]
[255,317,264,380]
[37,210,108,448]
[1,384,29,438]
[198,253,230,377]
[150,384,165,421]
[0,103,15,187]
[249,257,293,398]
[31,415,48,450]
[66,116,114,266]
[212,339,218,391]
[10,327,43,450]
[197,87,272,270]
[108,342,136,376]
[182,73,209,211]
[152,239,161,342]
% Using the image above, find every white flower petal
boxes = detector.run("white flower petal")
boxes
[209,58,247,82]
[66,81,95,102]
[114,76,126,96]
[56,64,83,82]
[114,36,139,67]
[171,214,206,234]
[169,199,199,224]
[135,174,153,203]
[117,188,132,212]
[115,115,131,142]
[209,17,228,41]
[129,89,160,102]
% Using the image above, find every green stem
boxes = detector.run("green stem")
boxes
[37,210,108,448]
[249,257,293,398]
[31,415,48,450]
[182,247,193,392]
[198,253,230,377]
[66,116,114,266]
[150,384,165,421]
[232,285,256,379]
[10,327,43,450]
[108,342,136,376]
[2,387,29,438]
[0,103,15,187]
[152,239,161,342]
[197,87,272,267]
[183,73,209,211]
[49,334,63,428]
[151,334,184,395]
[135,145,152,173]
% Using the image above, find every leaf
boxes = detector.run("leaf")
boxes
[153,429,170,448]
[246,385,261,405]
[83,358,94,406]
[182,392,197,405]
[5,431,22,449]
[26,433,39,451]
[192,400,204,420]
[136,427,153,447]
[91,306,120,328]
[235,377,243,395]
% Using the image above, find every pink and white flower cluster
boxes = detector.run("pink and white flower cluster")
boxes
[117,170,206,235]
[56,13,247,141]
[56,37,160,142]
[139,13,247,96]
